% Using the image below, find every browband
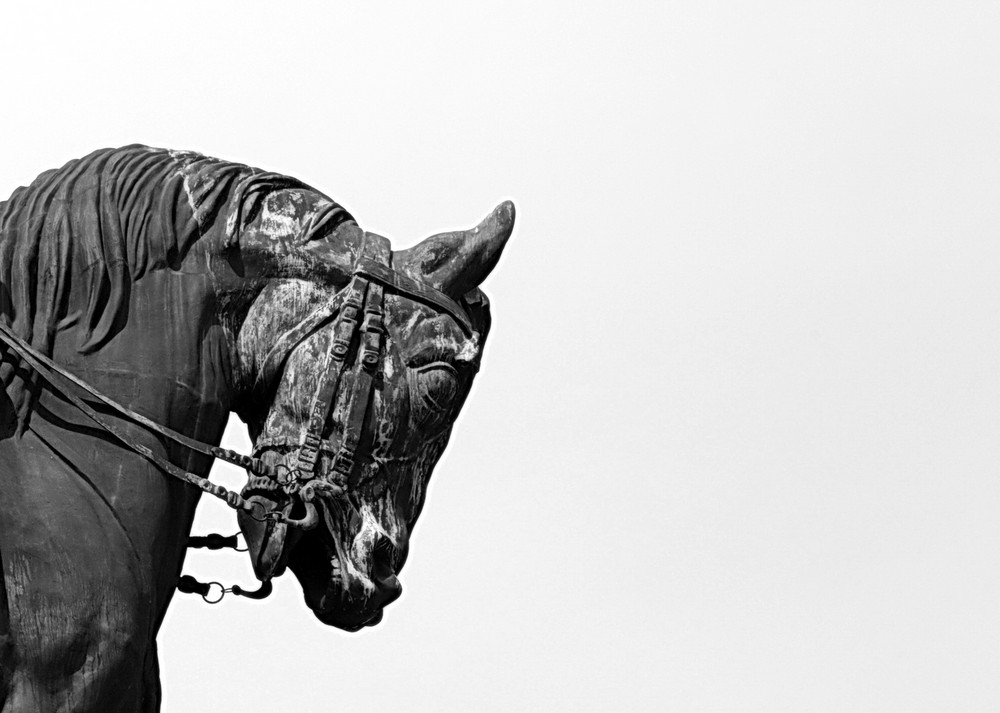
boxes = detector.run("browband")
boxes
[353,258,473,336]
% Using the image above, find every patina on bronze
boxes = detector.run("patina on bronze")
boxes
[0,146,513,712]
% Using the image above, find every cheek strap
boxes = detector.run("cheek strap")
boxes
[293,233,391,489]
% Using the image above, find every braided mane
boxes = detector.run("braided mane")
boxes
[0,145,353,355]
[0,145,353,426]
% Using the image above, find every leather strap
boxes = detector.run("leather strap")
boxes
[0,322,268,519]
[353,258,473,336]
[257,252,474,391]
[310,234,391,488]
[292,275,367,481]
[329,240,390,487]
[0,321,271,476]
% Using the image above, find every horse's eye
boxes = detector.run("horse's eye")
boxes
[408,363,460,429]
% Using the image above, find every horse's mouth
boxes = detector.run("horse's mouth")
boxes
[312,599,385,630]
[237,471,405,631]
[286,515,403,632]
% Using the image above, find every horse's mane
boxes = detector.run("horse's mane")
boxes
[0,144,353,355]
[0,145,353,427]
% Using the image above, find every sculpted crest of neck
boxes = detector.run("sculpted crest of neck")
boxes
[228,187,362,285]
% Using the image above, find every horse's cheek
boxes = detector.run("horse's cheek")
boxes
[376,378,407,455]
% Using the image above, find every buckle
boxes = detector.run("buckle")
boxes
[331,319,355,359]
[332,451,354,477]
[360,331,381,370]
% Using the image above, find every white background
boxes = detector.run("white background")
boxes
[2,2,999,711]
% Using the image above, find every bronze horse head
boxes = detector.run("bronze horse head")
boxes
[235,201,514,630]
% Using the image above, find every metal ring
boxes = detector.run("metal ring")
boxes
[273,461,296,485]
[202,582,226,604]
[231,532,249,552]
[245,500,269,522]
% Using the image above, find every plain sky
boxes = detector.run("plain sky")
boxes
[2,2,1000,711]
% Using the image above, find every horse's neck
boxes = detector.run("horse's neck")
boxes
[50,269,240,454]
[0,267,257,622]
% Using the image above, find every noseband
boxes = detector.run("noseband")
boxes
[0,232,474,529]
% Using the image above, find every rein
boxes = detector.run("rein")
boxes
[0,233,473,604]
[0,320,274,519]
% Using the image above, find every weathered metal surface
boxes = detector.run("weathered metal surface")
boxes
[0,146,513,712]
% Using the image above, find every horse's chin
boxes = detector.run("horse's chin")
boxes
[287,528,402,632]
[311,603,386,631]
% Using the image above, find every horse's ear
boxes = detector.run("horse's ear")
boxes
[395,201,515,297]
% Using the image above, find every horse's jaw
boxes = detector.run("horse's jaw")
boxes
[286,510,404,632]
[237,488,404,631]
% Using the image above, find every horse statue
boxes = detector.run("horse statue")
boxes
[0,146,514,712]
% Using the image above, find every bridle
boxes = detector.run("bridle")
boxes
[249,233,475,497]
[0,231,476,602]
